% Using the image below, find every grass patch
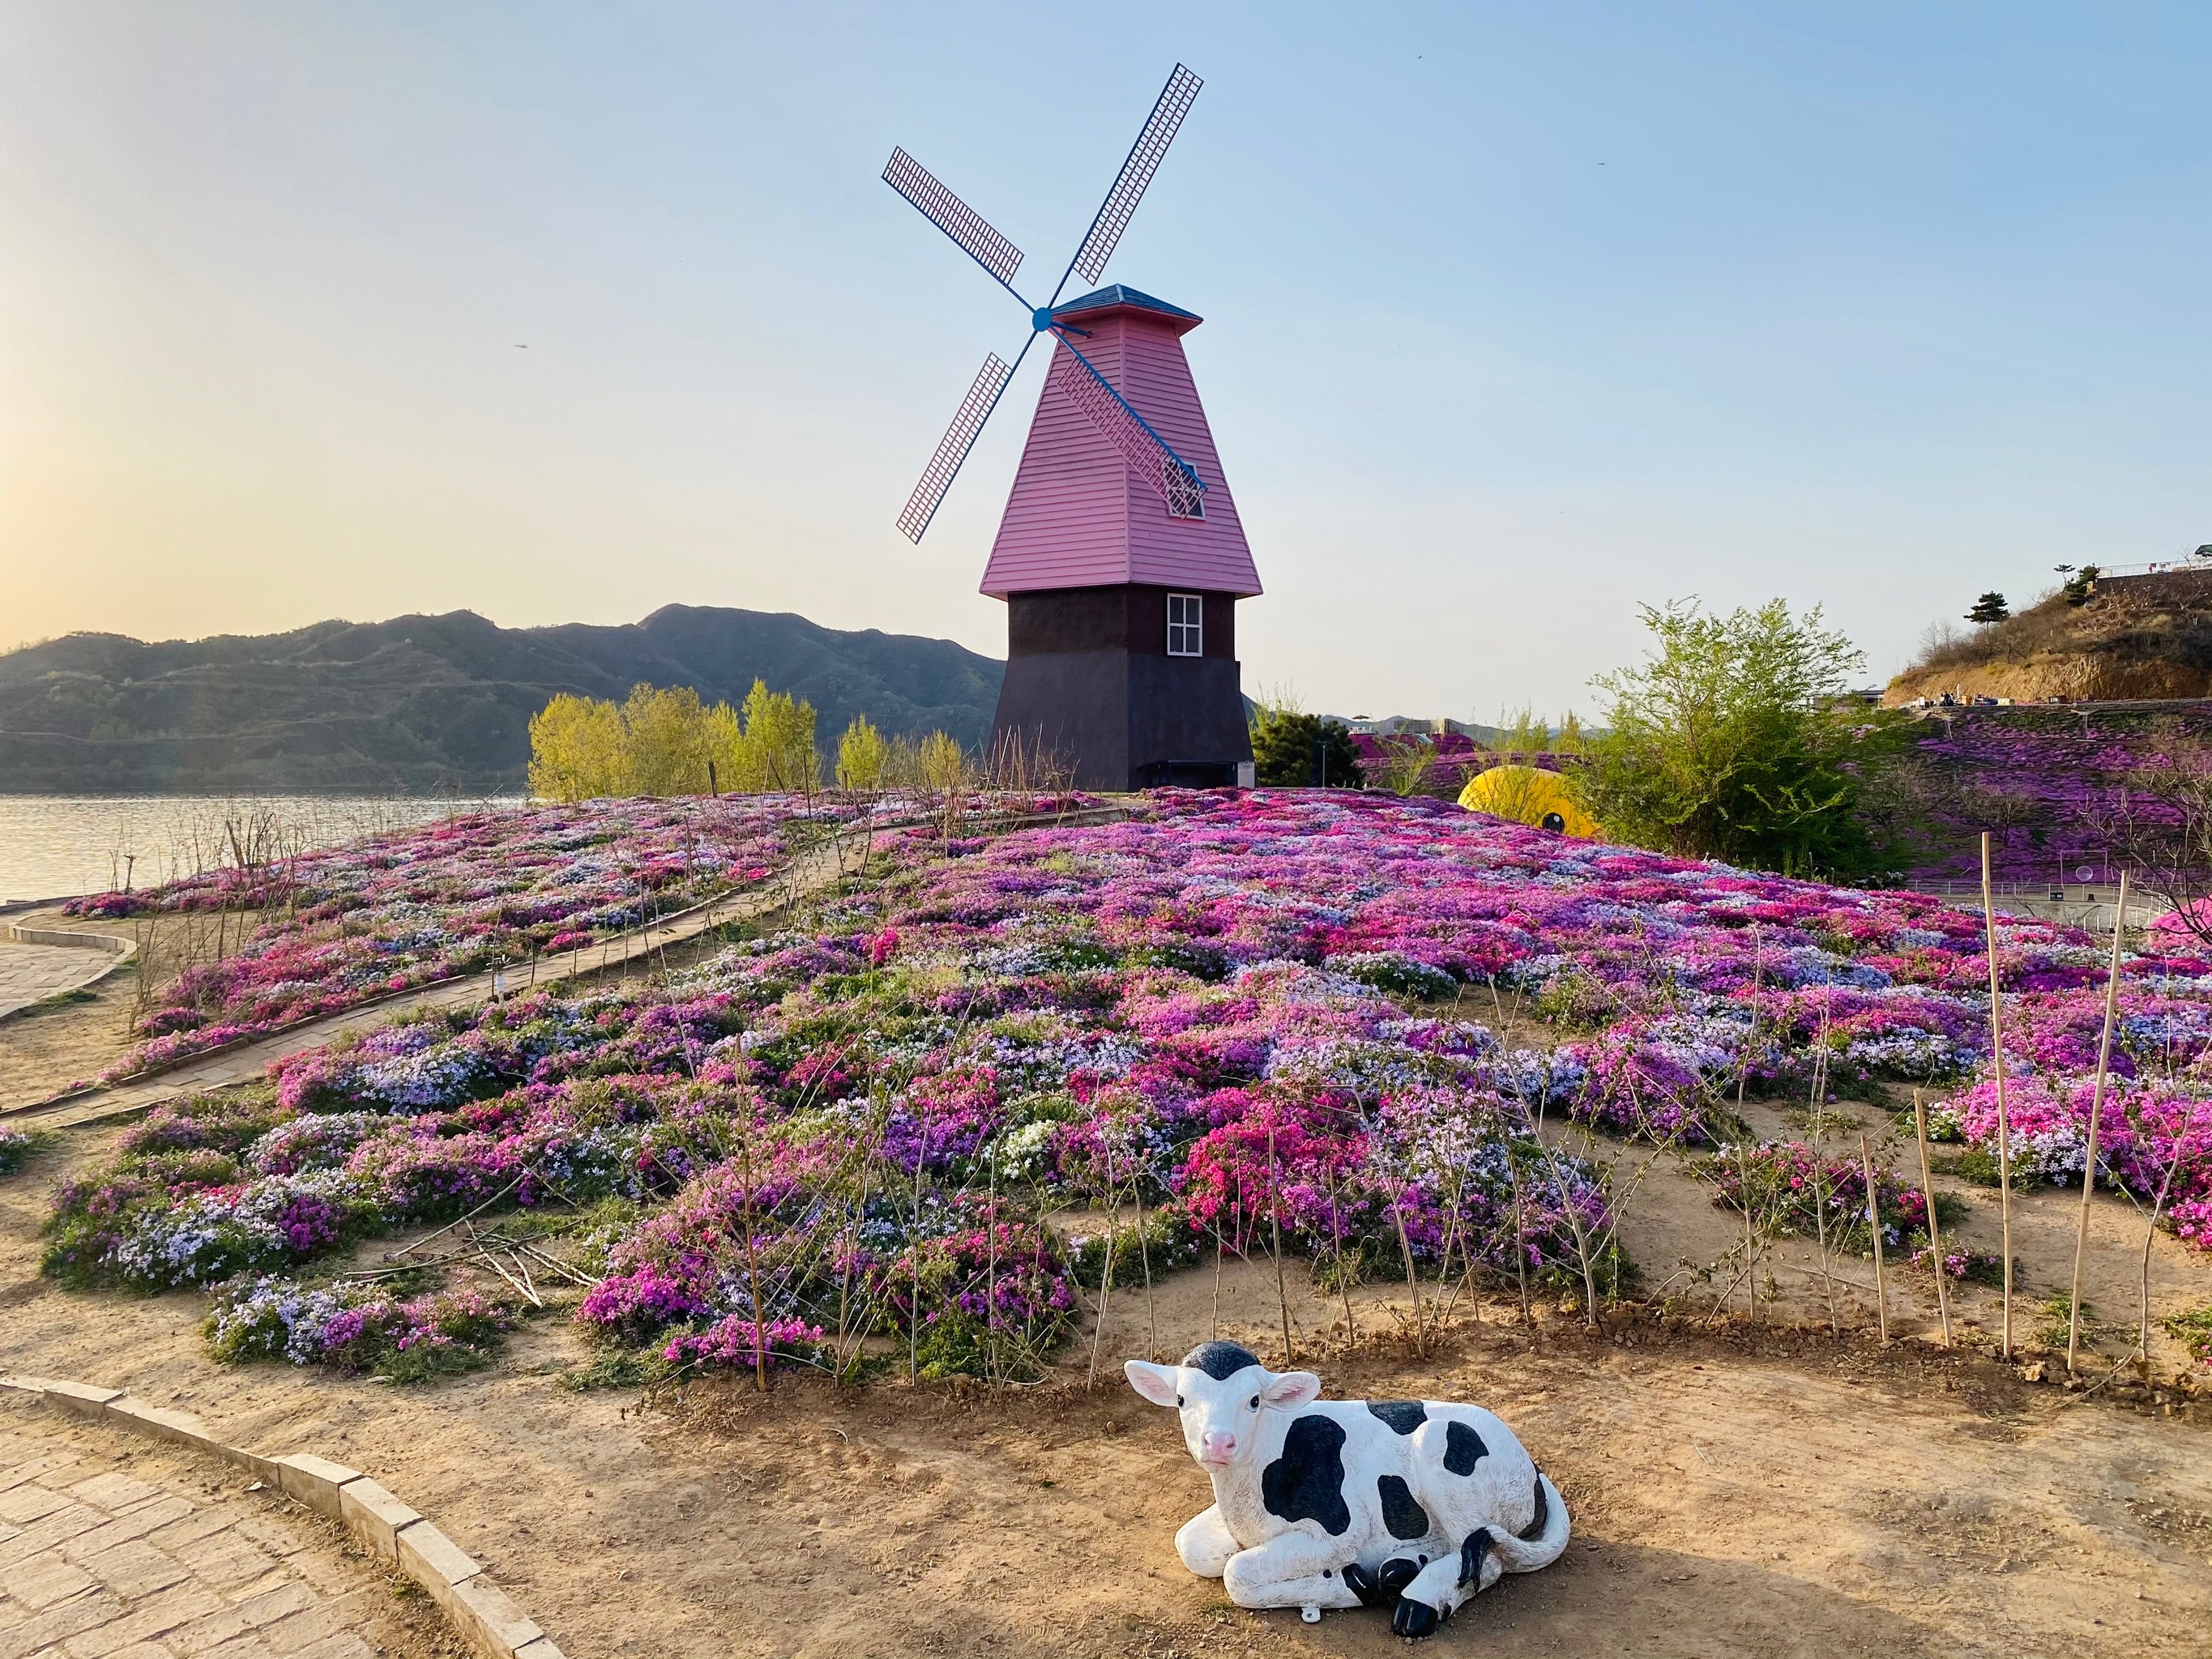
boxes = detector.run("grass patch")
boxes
[16,986,99,1017]
[2162,1305,2212,1367]
[0,1127,54,1177]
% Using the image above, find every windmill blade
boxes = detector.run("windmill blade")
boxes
[896,352,1018,543]
[1047,344,1206,520]
[882,147,1026,291]
[1064,64,1202,292]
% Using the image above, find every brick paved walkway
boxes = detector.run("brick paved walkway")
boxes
[0,1399,442,1659]
[0,944,117,1025]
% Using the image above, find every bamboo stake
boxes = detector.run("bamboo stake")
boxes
[2069,869,2129,1376]
[1860,1135,1888,1344]
[1211,1207,1224,1343]
[1980,832,2015,1358]
[1808,1038,1838,1337]
[1737,1134,1761,1324]
[1085,1145,1117,1389]
[739,1136,768,1394]
[1914,1090,1952,1346]
[1326,1162,1356,1352]
[1505,1143,1532,1327]
[2140,1152,2182,1363]
[1134,1169,1158,1365]
[1268,1116,1293,1367]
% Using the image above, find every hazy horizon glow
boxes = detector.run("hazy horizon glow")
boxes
[2,2,2207,720]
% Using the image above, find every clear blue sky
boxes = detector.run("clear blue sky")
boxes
[3,2,2206,721]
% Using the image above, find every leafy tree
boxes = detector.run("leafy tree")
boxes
[527,694,628,802]
[1249,706,1361,787]
[622,684,716,796]
[1966,591,2010,624]
[527,677,821,800]
[917,730,967,791]
[2063,565,2101,606]
[736,679,818,790]
[1574,599,1902,879]
[836,714,888,790]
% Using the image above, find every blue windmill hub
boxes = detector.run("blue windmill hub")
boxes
[1031,307,1057,332]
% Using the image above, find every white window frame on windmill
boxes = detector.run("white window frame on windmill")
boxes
[1167,593,1203,657]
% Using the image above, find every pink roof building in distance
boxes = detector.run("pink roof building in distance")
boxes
[980,286,1262,600]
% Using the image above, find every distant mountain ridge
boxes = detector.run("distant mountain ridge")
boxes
[0,606,1004,793]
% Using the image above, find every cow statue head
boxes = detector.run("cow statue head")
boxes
[1125,1342,1322,1470]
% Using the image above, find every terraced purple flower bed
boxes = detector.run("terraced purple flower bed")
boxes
[62,797,860,1077]
[41,790,2212,1383]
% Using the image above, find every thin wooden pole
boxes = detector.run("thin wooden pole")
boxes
[1134,1172,1158,1365]
[1211,1208,1224,1343]
[1085,1145,1117,1389]
[1737,1134,1761,1324]
[1980,831,2016,1359]
[986,1145,1000,1386]
[1327,1162,1357,1350]
[1505,1145,1532,1328]
[2140,1153,2182,1363]
[738,1136,768,1394]
[2069,869,2129,1375]
[1808,1040,1838,1337]
[1914,1090,1952,1347]
[1268,1117,1293,1367]
[1860,1135,1888,1344]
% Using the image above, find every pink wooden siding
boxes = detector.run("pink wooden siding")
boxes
[979,300,1261,599]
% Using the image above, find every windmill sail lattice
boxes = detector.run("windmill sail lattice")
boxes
[896,353,1014,544]
[882,64,1207,544]
[882,147,1025,288]
[1046,347,1205,519]
[880,64,1258,794]
[1069,64,1202,287]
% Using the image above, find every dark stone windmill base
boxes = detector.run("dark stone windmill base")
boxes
[990,585,1253,792]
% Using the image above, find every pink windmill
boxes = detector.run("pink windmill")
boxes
[883,64,1259,790]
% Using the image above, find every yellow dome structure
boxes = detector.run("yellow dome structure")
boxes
[1458,765,1599,838]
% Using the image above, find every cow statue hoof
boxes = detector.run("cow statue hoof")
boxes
[1300,1604,1322,1625]
[1126,1343,1573,1635]
[1392,1597,1443,1640]
[1340,1562,1390,1609]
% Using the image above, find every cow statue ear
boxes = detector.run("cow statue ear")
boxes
[1125,1360,1183,1408]
[1260,1371,1322,1410]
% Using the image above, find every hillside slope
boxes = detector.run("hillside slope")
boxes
[1888,570,2212,704]
[0,606,1003,792]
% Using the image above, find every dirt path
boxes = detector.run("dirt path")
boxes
[0,1390,455,1659]
[2,1121,2208,1658]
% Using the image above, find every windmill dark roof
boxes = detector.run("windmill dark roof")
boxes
[1051,285,1202,324]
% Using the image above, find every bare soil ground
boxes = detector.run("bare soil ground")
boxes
[2,1110,2209,1658]
[0,908,202,1111]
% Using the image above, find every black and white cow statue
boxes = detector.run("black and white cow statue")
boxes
[1126,1341,1569,1638]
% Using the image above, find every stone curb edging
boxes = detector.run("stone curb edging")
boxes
[6,923,137,954]
[0,923,141,1026]
[0,1371,566,1659]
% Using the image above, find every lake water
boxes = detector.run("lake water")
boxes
[0,795,523,902]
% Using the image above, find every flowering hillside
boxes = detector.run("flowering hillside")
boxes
[62,798,860,1075]
[42,790,2212,1383]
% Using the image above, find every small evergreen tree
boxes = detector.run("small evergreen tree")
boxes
[1249,706,1361,787]
[1966,592,2010,624]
